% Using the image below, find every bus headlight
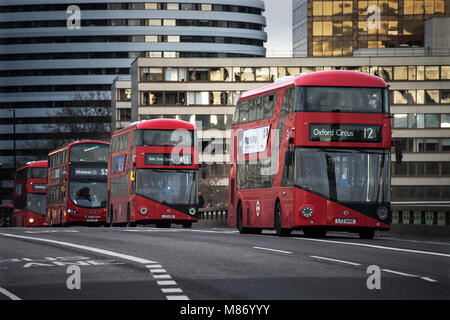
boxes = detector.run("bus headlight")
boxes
[28,218,34,224]
[301,206,314,218]
[376,206,388,220]
[189,207,196,216]
[67,208,77,214]
[140,207,148,215]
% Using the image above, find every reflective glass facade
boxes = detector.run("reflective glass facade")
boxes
[293,0,449,57]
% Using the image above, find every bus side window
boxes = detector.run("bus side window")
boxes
[233,103,240,125]
[239,100,249,123]
[263,94,275,119]
[248,99,257,122]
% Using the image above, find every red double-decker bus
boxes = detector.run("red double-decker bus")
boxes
[107,119,199,228]
[12,160,48,227]
[228,70,392,239]
[47,141,110,226]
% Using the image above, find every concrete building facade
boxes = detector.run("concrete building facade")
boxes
[122,56,450,200]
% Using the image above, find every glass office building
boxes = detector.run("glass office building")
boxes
[293,0,449,57]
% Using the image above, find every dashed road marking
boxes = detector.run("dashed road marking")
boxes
[253,246,293,254]
[310,255,362,266]
[294,237,450,258]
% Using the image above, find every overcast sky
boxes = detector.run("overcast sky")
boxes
[263,0,293,57]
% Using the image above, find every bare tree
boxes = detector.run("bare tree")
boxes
[199,177,228,208]
[45,91,112,146]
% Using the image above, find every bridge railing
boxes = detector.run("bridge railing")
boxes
[197,207,228,220]
[391,202,450,226]
[197,203,450,226]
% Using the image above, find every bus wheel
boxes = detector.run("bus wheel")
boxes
[108,206,114,227]
[60,212,66,227]
[237,202,247,234]
[274,202,291,237]
[303,228,326,238]
[237,202,261,234]
[358,229,375,239]
[126,205,136,227]
[182,222,192,229]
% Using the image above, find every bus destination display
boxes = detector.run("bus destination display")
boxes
[145,153,192,166]
[309,123,381,143]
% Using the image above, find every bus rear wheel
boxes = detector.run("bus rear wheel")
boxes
[274,202,291,237]
[236,202,262,234]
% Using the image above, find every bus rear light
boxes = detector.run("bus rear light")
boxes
[300,205,314,218]
[140,207,148,215]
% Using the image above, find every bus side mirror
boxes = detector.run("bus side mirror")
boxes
[201,163,207,179]
[393,140,403,165]
[285,150,293,166]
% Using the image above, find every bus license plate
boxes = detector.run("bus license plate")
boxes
[335,218,356,224]
[161,214,175,219]
[87,218,98,222]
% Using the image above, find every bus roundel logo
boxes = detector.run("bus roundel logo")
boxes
[256,201,260,217]
[343,210,350,216]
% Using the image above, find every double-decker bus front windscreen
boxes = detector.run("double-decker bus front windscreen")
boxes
[26,193,46,216]
[136,169,197,205]
[68,143,109,208]
[300,87,388,113]
[295,148,390,204]
[69,180,107,208]
[136,129,194,147]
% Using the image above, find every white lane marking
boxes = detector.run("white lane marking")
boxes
[0,287,21,300]
[25,230,79,234]
[381,269,417,277]
[166,295,189,300]
[124,228,238,234]
[295,237,450,258]
[379,237,450,247]
[0,233,157,264]
[161,288,183,293]
[381,269,438,283]
[146,264,163,269]
[420,277,438,283]
[253,246,293,254]
[149,269,167,273]
[152,274,172,279]
[157,280,177,286]
[310,255,362,266]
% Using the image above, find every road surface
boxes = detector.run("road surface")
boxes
[0,226,449,302]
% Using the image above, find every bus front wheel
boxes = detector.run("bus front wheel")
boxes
[358,229,375,239]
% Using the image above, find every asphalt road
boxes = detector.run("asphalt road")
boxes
[0,225,449,302]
